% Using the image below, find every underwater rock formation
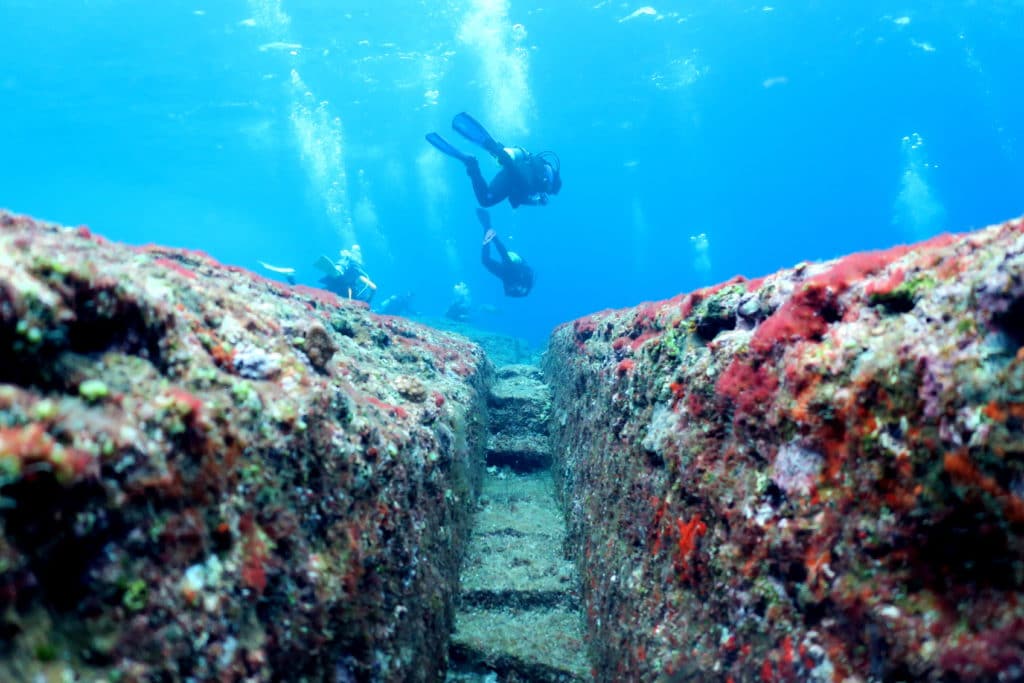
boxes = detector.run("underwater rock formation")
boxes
[546,217,1024,681]
[0,212,489,681]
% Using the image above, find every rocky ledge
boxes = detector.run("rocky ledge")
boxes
[545,218,1024,681]
[0,212,489,681]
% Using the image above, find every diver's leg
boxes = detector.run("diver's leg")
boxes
[466,160,508,207]
[490,144,515,168]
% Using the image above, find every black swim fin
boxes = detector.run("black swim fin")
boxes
[452,112,503,156]
[425,132,471,163]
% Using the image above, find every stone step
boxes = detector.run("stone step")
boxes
[459,522,572,595]
[488,402,550,435]
[485,432,551,472]
[487,364,552,445]
[488,370,550,413]
[448,605,589,682]
[459,588,579,612]
[494,364,544,381]
[488,382,549,410]
[462,472,571,590]
[448,463,587,681]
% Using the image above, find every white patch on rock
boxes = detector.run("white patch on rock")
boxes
[641,403,677,455]
[772,441,824,496]
[233,342,282,379]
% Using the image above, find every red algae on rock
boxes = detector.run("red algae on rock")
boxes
[545,217,1024,681]
[0,211,490,682]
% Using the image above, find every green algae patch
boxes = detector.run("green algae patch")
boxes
[78,379,109,402]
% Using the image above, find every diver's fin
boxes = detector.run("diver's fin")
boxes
[313,255,338,276]
[452,112,502,156]
[425,132,470,163]
[475,208,491,230]
[258,261,295,275]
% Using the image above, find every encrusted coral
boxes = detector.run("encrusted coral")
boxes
[300,322,337,372]
[395,374,428,403]
[546,217,1024,682]
[0,211,490,682]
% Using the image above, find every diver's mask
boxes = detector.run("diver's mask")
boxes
[536,151,561,194]
[542,164,555,192]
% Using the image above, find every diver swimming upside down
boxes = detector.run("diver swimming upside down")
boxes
[426,112,562,209]
[476,208,533,297]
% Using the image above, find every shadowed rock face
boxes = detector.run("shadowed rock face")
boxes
[545,218,1024,681]
[0,212,489,682]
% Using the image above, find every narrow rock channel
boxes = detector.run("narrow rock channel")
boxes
[1,212,1021,681]
[447,365,589,682]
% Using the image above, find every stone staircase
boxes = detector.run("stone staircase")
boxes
[446,365,589,682]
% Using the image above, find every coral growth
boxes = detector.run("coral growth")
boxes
[0,211,489,682]
[546,216,1024,681]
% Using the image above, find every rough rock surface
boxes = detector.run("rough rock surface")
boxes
[0,212,489,682]
[545,218,1024,681]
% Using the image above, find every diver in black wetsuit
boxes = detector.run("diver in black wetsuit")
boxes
[426,112,561,209]
[476,209,533,297]
[315,245,377,304]
[464,147,559,209]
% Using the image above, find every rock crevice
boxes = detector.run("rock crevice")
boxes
[447,364,589,682]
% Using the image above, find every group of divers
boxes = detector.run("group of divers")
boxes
[260,112,561,321]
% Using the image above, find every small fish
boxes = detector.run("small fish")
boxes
[619,6,657,23]
[258,41,303,52]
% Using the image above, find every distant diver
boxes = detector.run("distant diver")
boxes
[426,112,561,209]
[376,291,416,317]
[258,245,377,304]
[315,244,377,304]
[477,208,533,297]
[446,281,473,322]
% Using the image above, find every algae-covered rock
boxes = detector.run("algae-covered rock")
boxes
[545,217,1024,681]
[0,211,490,682]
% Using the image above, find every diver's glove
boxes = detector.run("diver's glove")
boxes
[464,156,480,174]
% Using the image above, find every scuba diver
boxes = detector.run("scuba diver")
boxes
[314,244,377,304]
[258,245,377,304]
[446,281,473,322]
[477,208,533,297]
[426,112,561,209]
[376,291,416,317]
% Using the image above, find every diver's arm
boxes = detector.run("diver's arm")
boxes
[480,243,503,278]
[491,235,513,264]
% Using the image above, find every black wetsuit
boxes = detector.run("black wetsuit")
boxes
[377,293,415,316]
[481,236,533,297]
[320,264,375,303]
[466,151,549,209]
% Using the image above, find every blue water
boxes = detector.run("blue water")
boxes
[2,1,1022,347]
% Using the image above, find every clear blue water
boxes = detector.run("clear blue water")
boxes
[2,1,1022,347]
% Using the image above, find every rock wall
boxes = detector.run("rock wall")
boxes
[545,218,1024,681]
[0,212,489,681]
